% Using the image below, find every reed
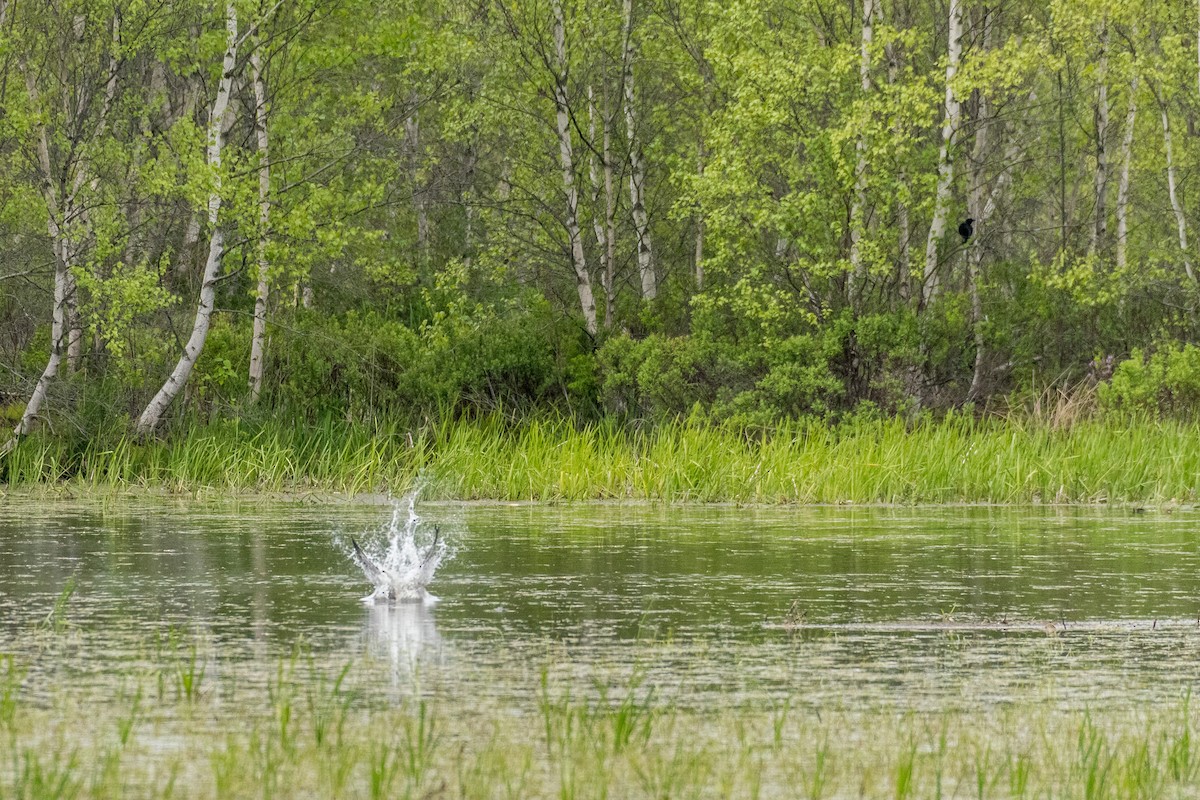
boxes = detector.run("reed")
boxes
[4,413,1199,504]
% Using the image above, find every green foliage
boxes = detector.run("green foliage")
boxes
[1099,345,1200,418]
[269,292,580,421]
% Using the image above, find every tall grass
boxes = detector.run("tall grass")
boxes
[3,413,1199,503]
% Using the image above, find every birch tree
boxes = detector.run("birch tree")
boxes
[1115,76,1137,272]
[1091,23,1109,255]
[847,0,874,304]
[621,0,655,301]
[4,3,121,452]
[588,83,617,328]
[248,47,271,404]
[921,0,964,309]
[136,3,239,434]
[1158,91,1195,283]
[551,0,598,336]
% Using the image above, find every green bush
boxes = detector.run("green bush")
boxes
[1099,344,1200,418]
[268,294,578,421]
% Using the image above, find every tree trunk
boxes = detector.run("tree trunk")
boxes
[883,19,910,303]
[964,8,997,404]
[248,47,270,404]
[587,84,612,325]
[695,140,705,291]
[3,118,69,455]
[136,3,238,435]
[405,90,428,257]
[1161,99,1195,283]
[1091,23,1109,256]
[551,0,597,336]
[921,0,963,309]
[603,87,617,327]
[64,271,82,371]
[621,0,655,301]
[847,0,874,305]
[1116,77,1137,272]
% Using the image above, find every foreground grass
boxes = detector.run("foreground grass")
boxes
[3,413,1199,503]
[2,634,1199,800]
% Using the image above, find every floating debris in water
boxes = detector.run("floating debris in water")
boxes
[348,493,449,604]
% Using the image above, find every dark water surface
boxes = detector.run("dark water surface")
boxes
[3,500,1200,711]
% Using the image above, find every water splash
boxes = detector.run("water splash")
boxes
[349,494,449,604]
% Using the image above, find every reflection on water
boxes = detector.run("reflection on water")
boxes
[363,600,442,687]
[2,500,1200,711]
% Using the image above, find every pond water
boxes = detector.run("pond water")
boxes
[2,499,1200,714]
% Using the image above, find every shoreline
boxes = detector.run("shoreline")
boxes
[0,484,1189,512]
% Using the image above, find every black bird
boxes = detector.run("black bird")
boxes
[958,218,975,244]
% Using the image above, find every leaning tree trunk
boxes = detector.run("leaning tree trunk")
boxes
[551,0,598,336]
[921,0,963,309]
[847,0,874,306]
[3,123,69,455]
[1160,98,1196,283]
[248,47,270,404]
[1116,77,1137,272]
[621,0,655,301]
[136,3,238,435]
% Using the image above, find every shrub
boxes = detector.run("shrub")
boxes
[1099,344,1200,418]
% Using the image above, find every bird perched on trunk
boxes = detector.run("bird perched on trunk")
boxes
[958,218,975,244]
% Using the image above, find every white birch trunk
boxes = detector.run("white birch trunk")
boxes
[1116,77,1137,272]
[603,91,617,327]
[405,91,428,256]
[847,0,874,304]
[1091,24,1109,255]
[3,113,68,454]
[136,3,238,434]
[248,48,270,404]
[587,85,612,324]
[551,0,597,336]
[621,0,655,300]
[921,0,963,309]
[695,140,705,291]
[883,24,911,302]
[1161,103,1195,282]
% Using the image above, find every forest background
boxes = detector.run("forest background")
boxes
[2,0,1200,488]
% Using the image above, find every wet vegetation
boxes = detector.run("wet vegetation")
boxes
[4,410,1200,504]
[2,628,1200,799]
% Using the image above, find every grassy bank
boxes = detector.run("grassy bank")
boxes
[2,634,1199,799]
[3,413,1199,503]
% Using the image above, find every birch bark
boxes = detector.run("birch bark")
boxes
[3,108,68,455]
[551,0,597,336]
[882,14,911,302]
[136,3,239,434]
[587,85,614,327]
[695,140,705,291]
[248,47,270,404]
[621,0,655,300]
[1091,24,1109,256]
[1161,101,1195,283]
[405,89,429,257]
[921,0,963,309]
[1115,77,1137,272]
[847,0,874,305]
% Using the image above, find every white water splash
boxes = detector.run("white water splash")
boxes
[349,494,449,604]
